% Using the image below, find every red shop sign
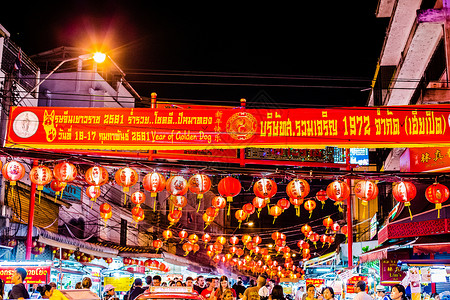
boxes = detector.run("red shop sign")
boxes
[306,278,325,287]
[6,105,450,151]
[0,266,50,284]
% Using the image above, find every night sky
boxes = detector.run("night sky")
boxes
[1,2,389,106]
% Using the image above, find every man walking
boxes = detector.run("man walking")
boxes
[353,281,372,300]
[8,268,29,300]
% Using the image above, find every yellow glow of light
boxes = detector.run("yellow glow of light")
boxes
[93,52,106,63]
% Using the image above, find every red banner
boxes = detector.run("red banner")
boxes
[400,147,450,172]
[0,266,50,284]
[5,105,450,150]
[305,278,325,287]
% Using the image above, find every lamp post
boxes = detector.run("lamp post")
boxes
[21,51,105,260]
[15,52,106,106]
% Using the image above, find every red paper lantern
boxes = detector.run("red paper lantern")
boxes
[85,166,109,186]
[188,174,211,199]
[131,206,144,218]
[253,235,262,245]
[354,180,378,205]
[131,191,146,206]
[30,165,53,190]
[153,239,163,251]
[168,210,182,225]
[163,229,173,240]
[216,236,227,245]
[2,160,26,185]
[254,178,277,200]
[205,206,218,218]
[323,216,334,231]
[289,198,304,217]
[252,197,267,217]
[272,231,282,241]
[242,203,256,215]
[242,234,252,245]
[182,242,194,255]
[86,185,101,202]
[193,244,200,253]
[218,176,241,202]
[173,195,188,210]
[143,172,166,197]
[235,209,247,228]
[212,196,227,210]
[326,180,350,211]
[230,236,239,245]
[213,242,224,253]
[53,161,77,185]
[341,225,348,236]
[115,167,138,192]
[309,232,320,248]
[303,199,317,218]
[301,224,312,236]
[179,230,188,240]
[51,180,65,195]
[203,213,214,228]
[425,182,450,218]
[202,233,212,245]
[331,222,340,232]
[286,179,310,201]
[188,234,199,244]
[392,181,417,220]
[100,203,112,221]
[315,189,328,209]
[166,175,188,196]
[277,198,290,210]
[269,205,283,224]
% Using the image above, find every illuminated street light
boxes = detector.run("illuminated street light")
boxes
[16,52,106,105]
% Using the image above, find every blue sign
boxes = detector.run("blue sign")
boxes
[42,184,82,202]
[349,148,369,166]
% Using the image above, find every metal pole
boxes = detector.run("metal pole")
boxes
[345,149,353,268]
[25,159,38,260]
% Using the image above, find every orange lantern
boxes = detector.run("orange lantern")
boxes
[286,178,310,202]
[86,185,101,207]
[326,180,350,212]
[315,189,328,209]
[269,205,283,224]
[303,199,317,218]
[173,195,187,210]
[179,230,188,241]
[85,166,109,186]
[301,224,312,237]
[2,160,25,186]
[193,244,200,253]
[331,222,340,232]
[218,177,242,215]
[289,198,304,217]
[235,209,247,228]
[115,167,138,193]
[230,236,239,245]
[253,235,262,245]
[425,182,450,218]
[205,206,219,218]
[202,233,212,248]
[131,191,146,206]
[203,213,215,229]
[163,229,173,240]
[254,179,277,208]
[354,180,378,218]
[188,174,211,199]
[216,235,227,245]
[272,231,282,241]
[242,234,252,245]
[168,210,182,227]
[100,203,112,223]
[188,234,199,244]
[30,165,53,190]
[212,196,227,210]
[252,197,267,217]
[153,239,163,252]
[309,232,320,248]
[341,225,348,236]
[242,203,255,219]
[183,242,194,256]
[166,175,188,197]
[53,161,77,187]
[323,216,334,233]
[392,181,417,220]
[51,180,65,198]
[277,198,290,210]
[213,242,224,253]
[143,172,166,197]
[206,250,215,258]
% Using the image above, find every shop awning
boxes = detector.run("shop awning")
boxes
[36,227,119,258]
[359,240,405,263]
[412,235,450,255]
[304,251,338,268]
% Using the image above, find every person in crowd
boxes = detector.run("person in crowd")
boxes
[186,277,194,288]
[143,276,152,290]
[129,278,146,300]
[269,285,285,300]
[103,284,119,300]
[201,278,216,299]
[322,287,335,300]
[82,277,92,290]
[389,285,406,300]
[232,280,246,299]
[30,284,42,299]
[223,289,235,300]
[432,294,440,300]
[74,283,82,289]
[353,281,372,300]
[36,285,68,300]
[212,276,236,300]
[242,275,267,300]
[176,281,183,287]
[303,284,316,300]
[49,283,57,291]
[153,276,162,287]
[295,287,305,300]
[161,283,167,287]
[248,280,256,288]
[376,285,388,300]
[8,267,30,300]
[194,276,206,294]
[0,278,5,300]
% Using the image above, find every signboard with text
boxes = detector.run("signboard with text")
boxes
[400,147,450,172]
[103,276,134,292]
[380,250,409,285]
[0,266,50,284]
[305,278,325,287]
[6,105,450,151]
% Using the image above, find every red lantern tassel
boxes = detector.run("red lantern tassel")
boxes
[197,199,202,213]
[227,202,231,216]
[405,202,413,220]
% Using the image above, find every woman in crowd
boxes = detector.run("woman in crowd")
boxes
[82,277,92,289]
[36,285,68,300]
[223,290,234,300]
[390,284,407,300]
[304,284,317,300]
[269,285,285,300]
[322,287,335,300]
[212,276,236,300]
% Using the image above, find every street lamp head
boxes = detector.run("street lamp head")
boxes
[93,52,106,63]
